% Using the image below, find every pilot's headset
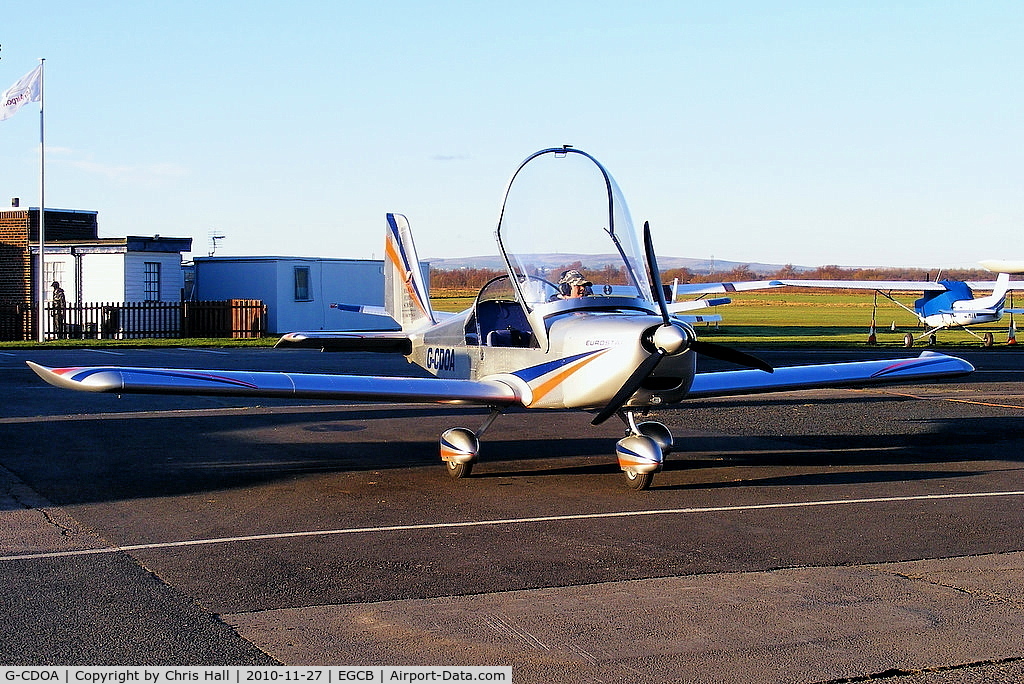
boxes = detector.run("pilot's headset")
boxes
[558,271,572,297]
[558,269,592,297]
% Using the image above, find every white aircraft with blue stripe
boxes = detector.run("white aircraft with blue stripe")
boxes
[779,271,1024,346]
[27,147,974,490]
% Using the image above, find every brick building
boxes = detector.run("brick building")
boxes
[0,206,99,300]
[0,205,195,339]
[1,206,191,303]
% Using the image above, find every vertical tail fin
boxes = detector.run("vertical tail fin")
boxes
[384,213,435,331]
[972,272,1011,310]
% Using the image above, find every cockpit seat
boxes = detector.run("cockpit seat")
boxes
[486,328,530,347]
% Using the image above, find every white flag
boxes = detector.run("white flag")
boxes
[1,64,43,122]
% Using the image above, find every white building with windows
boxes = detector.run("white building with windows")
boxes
[191,256,426,334]
[33,236,193,304]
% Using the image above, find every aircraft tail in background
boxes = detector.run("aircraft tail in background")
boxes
[384,213,436,331]
[966,272,1011,311]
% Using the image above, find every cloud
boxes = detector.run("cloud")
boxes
[64,158,189,186]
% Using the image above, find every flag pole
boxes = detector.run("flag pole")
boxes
[36,58,45,343]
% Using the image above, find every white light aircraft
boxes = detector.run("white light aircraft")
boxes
[27,147,975,490]
[779,273,1024,346]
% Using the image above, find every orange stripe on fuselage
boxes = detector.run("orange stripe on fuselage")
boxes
[528,348,611,407]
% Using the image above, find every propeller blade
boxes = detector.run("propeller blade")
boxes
[591,348,666,425]
[691,339,774,373]
[643,221,670,325]
[593,219,770,426]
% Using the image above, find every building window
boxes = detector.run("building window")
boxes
[144,262,161,301]
[44,262,65,300]
[294,266,311,301]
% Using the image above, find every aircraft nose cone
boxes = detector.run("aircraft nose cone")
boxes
[652,323,689,355]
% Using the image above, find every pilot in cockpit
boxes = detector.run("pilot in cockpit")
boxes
[558,269,593,299]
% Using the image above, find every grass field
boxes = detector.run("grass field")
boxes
[3,290,1019,350]
[433,288,1023,349]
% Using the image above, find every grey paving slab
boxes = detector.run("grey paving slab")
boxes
[228,553,1024,683]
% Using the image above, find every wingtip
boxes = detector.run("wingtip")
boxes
[25,361,62,388]
[25,361,123,392]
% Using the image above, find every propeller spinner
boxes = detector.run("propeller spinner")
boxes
[591,222,772,425]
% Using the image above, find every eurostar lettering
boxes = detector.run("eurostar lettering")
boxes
[426,347,457,372]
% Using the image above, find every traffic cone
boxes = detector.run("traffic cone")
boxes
[1008,321,1017,345]
[867,322,877,345]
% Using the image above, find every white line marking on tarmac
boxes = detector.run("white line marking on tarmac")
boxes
[83,348,124,355]
[3,490,1024,562]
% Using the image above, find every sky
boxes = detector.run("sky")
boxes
[1,1,1021,269]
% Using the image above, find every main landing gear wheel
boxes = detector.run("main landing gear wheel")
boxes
[445,459,473,479]
[903,332,914,348]
[984,331,994,347]
[623,469,654,491]
[440,427,479,480]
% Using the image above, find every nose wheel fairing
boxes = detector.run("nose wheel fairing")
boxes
[615,414,673,490]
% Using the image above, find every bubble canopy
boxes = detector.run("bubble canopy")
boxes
[495,147,655,311]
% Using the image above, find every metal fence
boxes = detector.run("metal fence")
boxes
[0,299,266,341]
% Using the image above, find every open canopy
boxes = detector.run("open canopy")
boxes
[495,147,655,310]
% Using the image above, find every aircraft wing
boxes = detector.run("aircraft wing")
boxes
[964,281,1024,291]
[26,362,521,406]
[979,260,1024,274]
[686,351,973,399]
[779,279,948,291]
[275,331,412,353]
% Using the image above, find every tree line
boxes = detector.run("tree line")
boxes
[429,263,997,291]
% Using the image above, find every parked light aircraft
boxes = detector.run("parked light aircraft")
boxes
[28,147,975,489]
[779,274,1024,346]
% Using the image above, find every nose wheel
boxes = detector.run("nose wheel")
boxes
[615,413,673,490]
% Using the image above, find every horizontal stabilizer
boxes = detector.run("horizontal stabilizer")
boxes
[27,362,520,406]
[668,297,730,313]
[675,314,723,324]
[687,351,973,399]
[330,303,390,316]
[275,331,412,353]
[674,280,782,296]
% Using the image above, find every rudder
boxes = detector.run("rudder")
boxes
[384,213,435,331]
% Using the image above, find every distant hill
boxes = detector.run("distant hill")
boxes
[427,253,811,275]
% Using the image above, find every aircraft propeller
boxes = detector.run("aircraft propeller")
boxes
[591,222,773,426]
